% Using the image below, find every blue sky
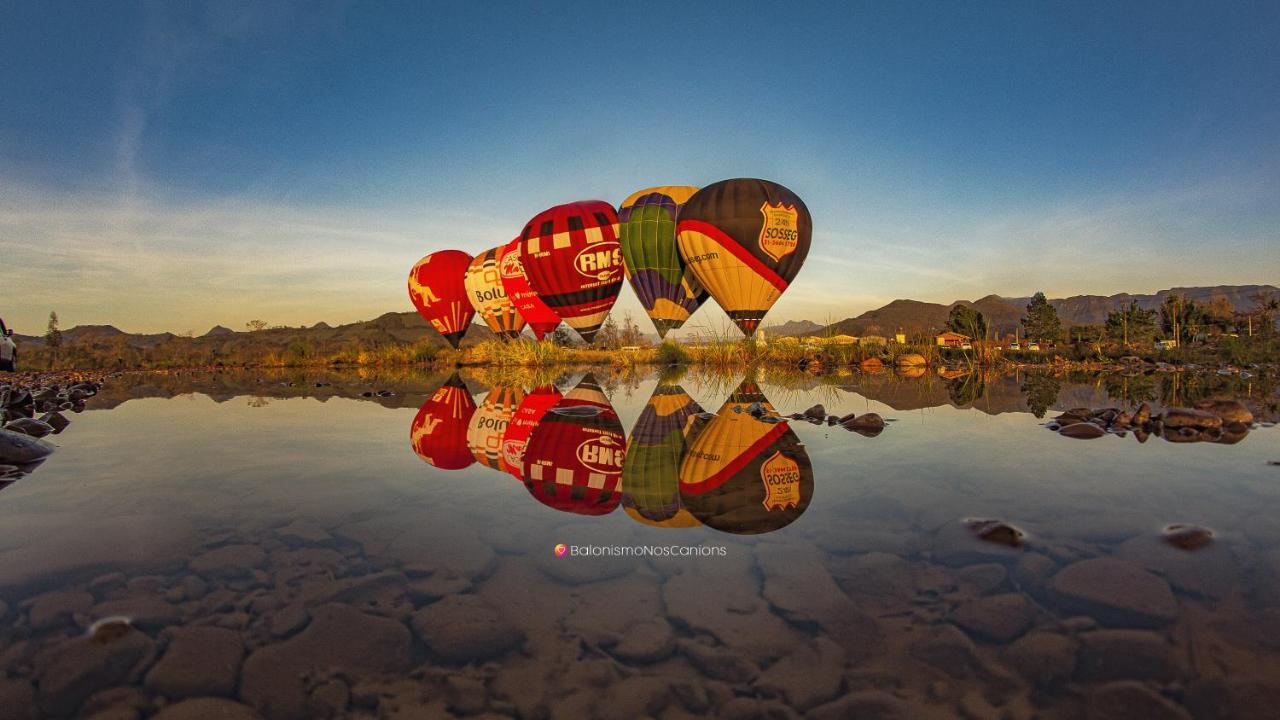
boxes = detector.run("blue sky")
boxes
[2,1,1277,335]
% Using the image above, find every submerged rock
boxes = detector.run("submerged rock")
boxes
[410,594,523,664]
[1050,558,1177,628]
[949,592,1036,643]
[32,624,156,716]
[1162,523,1214,550]
[145,626,244,699]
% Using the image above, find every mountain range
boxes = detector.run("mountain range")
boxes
[798,285,1277,338]
[11,284,1274,350]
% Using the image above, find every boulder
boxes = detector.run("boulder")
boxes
[949,592,1036,643]
[1002,631,1075,688]
[410,594,523,664]
[1059,422,1106,439]
[145,626,244,699]
[1161,408,1222,430]
[1076,629,1183,682]
[1084,680,1192,720]
[2,419,53,438]
[752,638,846,711]
[152,698,263,720]
[0,429,53,464]
[32,626,156,716]
[239,604,411,720]
[27,589,93,631]
[1050,558,1177,628]
[1196,399,1254,425]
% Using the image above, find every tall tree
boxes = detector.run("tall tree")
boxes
[1247,290,1278,337]
[44,311,62,350]
[1021,292,1061,343]
[946,305,987,340]
[1160,294,1202,344]
[1104,301,1156,346]
[245,320,268,332]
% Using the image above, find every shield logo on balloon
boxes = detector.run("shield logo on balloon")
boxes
[758,202,800,263]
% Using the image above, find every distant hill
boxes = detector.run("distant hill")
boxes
[762,319,823,337]
[810,285,1277,338]
[14,312,498,354]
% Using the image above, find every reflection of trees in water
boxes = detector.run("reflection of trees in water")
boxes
[1020,374,1062,418]
[1158,372,1277,410]
[1103,375,1158,406]
[247,396,271,408]
[947,373,986,407]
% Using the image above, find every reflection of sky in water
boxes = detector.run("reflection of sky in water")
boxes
[2,370,1277,576]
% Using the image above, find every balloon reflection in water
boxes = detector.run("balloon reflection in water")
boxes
[466,385,526,472]
[679,379,814,534]
[521,374,625,515]
[501,384,562,482]
[410,373,477,470]
[621,384,704,528]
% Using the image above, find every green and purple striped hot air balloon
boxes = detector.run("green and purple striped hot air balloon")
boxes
[618,186,709,338]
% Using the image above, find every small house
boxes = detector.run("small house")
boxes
[830,334,859,345]
[935,331,971,348]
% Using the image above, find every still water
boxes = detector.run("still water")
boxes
[1,367,1278,719]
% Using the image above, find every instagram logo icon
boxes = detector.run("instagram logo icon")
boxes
[554,543,568,558]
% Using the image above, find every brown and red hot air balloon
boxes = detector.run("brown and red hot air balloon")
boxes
[501,384,562,481]
[676,179,811,336]
[517,201,623,344]
[410,373,477,470]
[408,250,475,349]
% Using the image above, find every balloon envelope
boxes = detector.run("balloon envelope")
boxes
[465,245,527,340]
[501,384,562,481]
[518,201,623,344]
[621,383,704,528]
[522,374,624,515]
[676,179,811,335]
[410,373,477,470]
[500,238,561,340]
[466,385,526,472]
[679,379,813,534]
[408,250,476,349]
[618,186,708,338]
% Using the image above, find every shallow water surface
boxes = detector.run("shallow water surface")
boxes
[1,367,1279,718]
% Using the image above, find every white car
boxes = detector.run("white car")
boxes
[0,317,16,371]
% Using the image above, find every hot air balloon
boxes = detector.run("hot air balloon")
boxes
[679,379,814,534]
[410,373,477,470]
[466,385,526,471]
[621,383,704,528]
[465,245,527,340]
[517,201,623,344]
[522,374,624,515]
[676,179,811,336]
[499,238,561,340]
[408,250,476,349]
[501,384,563,481]
[618,186,709,338]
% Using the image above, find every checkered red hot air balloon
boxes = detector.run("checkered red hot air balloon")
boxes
[517,201,623,344]
[408,250,475,349]
[501,384,563,482]
[521,374,624,515]
[410,373,477,470]
[500,238,561,340]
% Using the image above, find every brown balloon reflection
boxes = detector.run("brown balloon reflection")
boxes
[466,385,526,472]
[679,379,814,535]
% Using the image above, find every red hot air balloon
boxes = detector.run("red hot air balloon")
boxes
[521,374,625,515]
[500,238,562,340]
[517,201,623,344]
[408,250,476,349]
[501,384,563,482]
[410,373,477,470]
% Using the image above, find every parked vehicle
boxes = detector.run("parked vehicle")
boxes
[0,317,16,371]
[1027,342,1041,351]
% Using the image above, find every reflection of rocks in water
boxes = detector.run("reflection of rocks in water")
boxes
[1046,398,1263,444]
[680,380,814,534]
